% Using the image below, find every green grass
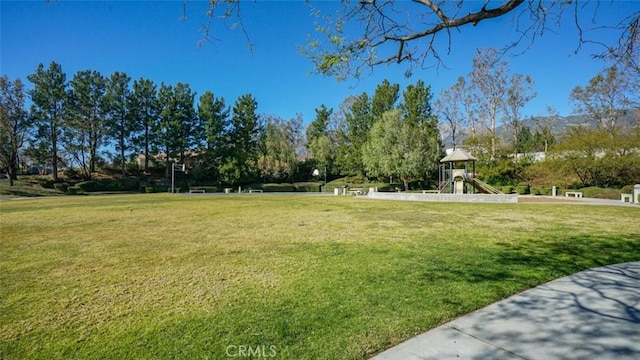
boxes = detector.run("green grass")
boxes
[1,194,639,359]
[0,178,63,197]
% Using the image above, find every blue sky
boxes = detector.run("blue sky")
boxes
[2,1,637,124]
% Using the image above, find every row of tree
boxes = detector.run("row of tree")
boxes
[2,48,638,189]
[0,62,295,185]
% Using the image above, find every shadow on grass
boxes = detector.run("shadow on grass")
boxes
[495,232,640,276]
[437,262,640,360]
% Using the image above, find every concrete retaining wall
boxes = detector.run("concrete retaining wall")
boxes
[366,192,518,203]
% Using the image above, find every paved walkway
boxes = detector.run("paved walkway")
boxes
[518,195,639,207]
[372,261,640,360]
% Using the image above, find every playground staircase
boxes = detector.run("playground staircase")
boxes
[468,177,503,194]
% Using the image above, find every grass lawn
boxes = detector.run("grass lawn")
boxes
[1,194,639,359]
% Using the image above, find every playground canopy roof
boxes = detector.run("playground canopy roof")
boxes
[440,148,478,163]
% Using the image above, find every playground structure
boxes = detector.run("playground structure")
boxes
[438,148,502,194]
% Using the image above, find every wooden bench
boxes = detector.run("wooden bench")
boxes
[565,191,583,198]
[189,189,205,193]
[621,193,633,203]
[422,190,438,194]
[348,188,365,195]
[249,189,263,193]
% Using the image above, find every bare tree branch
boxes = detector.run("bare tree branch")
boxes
[180,1,640,82]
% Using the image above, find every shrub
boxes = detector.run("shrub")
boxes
[66,186,81,195]
[621,185,635,194]
[53,182,70,192]
[76,181,100,192]
[261,183,295,192]
[501,186,514,194]
[535,186,552,196]
[74,179,140,192]
[294,182,323,192]
[36,177,55,189]
[515,183,530,195]
[144,185,155,193]
[155,185,169,193]
[579,187,621,199]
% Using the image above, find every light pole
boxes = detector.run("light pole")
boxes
[171,162,185,194]
[323,165,327,190]
[313,165,328,192]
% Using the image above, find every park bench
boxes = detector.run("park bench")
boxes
[249,189,263,193]
[422,190,439,194]
[565,191,583,198]
[189,188,205,193]
[348,188,365,196]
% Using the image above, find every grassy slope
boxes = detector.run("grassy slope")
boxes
[1,194,639,359]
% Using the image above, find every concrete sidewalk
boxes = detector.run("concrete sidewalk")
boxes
[371,261,640,360]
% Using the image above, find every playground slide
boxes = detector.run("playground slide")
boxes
[468,177,503,194]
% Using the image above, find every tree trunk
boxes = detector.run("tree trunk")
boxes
[51,122,59,182]
[120,138,126,179]
[144,125,150,172]
[7,161,16,186]
[403,176,409,192]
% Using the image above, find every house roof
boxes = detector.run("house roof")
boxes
[440,148,478,163]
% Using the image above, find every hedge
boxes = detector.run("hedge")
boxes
[66,186,81,195]
[75,179,139,192]
[294,182,323,192]
[515,183,530,195]
[578,187,621,199]
[261,183,295,192]
[53,182,70,192]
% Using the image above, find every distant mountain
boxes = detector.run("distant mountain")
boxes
[439,109,639,148]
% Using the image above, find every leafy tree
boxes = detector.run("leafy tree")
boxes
[198,91,228,153]
[131,78,159,172]
[172,83,199,161]
[221,93,261,184]
[335,92,372,176]
[257,115,299,182]
[306,104,335,169]
[363,109,439,191]
[105,72,136,178]
[401,79,438,134]
[67,70,108,179]
[532,126,555,153]
[0,76,31,186]
[371,79,399,119]
[570,66,631,131]
[401,79,442,180]
[195,90,229,179]
[156,82,198,177]
[515,125,534,154]
[548,126,640,187]
[27,62,68,181]
[306,104,332,143]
